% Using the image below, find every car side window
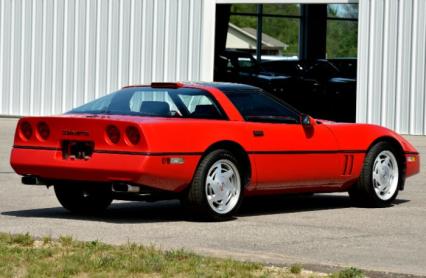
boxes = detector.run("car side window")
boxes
[178,94,225,120]
[226,90,300,124]
[129,91,179,113]
[70,93,115,114]
[178,95,212,113]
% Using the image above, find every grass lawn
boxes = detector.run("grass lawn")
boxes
[0,233,363,278]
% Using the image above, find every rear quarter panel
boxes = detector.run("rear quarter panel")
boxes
[139,120,252,152]
[131,118,267,192]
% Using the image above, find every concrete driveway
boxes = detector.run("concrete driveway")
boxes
[1,118,425,277]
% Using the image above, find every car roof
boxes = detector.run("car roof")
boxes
[191,82,260,93]
[122,82,261,94]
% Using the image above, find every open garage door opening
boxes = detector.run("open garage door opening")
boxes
[214,3,358,123]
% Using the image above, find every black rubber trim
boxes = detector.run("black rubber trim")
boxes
[13,145,60,151]
[93,150,203,156]
[404,151,419,155]
[14,145,367,156]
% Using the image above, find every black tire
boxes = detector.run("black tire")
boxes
[54,183,113,214]
[184,149,245,221]
[349,142,403,207]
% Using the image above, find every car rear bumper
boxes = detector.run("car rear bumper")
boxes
[10,147,200,192]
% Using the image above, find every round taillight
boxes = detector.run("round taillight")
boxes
[106,125,120,144]
[126,126,140,145]
[20,121,33,140]
[37,122,50,140]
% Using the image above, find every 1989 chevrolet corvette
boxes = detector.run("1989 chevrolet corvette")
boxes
[10,82,420,220]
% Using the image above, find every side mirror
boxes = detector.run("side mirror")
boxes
[301,114,313,127]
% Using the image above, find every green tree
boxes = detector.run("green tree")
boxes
[326,4,358,58]
[230,4,301,56]
[229,4,358,58]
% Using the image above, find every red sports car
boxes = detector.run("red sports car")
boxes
[10,82,420,220]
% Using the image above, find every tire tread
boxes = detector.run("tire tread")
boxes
[185,149,244,221]
[349,141,402,207]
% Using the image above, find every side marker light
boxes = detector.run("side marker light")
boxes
[407,155,417,162]
[162,157,185,165]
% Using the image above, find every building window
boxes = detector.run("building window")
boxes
[227,4,301,59]
[326,4,358,59]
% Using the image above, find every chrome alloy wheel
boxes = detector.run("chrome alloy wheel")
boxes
[205,159,241,214]
[372,150,399,201]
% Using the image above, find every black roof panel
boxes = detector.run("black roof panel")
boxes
[192,82,260,93]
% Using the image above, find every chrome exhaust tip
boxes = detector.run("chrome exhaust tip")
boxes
[22,175,45,185]
[112,182,140,193]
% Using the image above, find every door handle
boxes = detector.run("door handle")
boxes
[253,130,264,137]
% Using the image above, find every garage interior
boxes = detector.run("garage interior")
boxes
[214,3,358,122]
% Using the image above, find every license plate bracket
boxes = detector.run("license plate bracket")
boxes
[62,141,94,160]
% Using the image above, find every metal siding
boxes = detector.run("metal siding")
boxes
[178,0,190,81]
[63,0,76,112]
[129,0,143,84]
[32,0,43,115]
[22,0,33,115]
[11,0,23,115]
[355,0,369,124]
[1,0,12,114]
[108,0,120,94]
[382,0,398,130]
[357,0,426,135]
[165,0,178,81]
[412,0,426,134]
[192,0,203,81]
[75,0,86,108]
[0,0,204,116]
[85,0,97,104]
[401,0,413,134]
[96,0,109,100]
[367,0,384,124]
[42,0,54,115]
[142,0,154,83]
[52,0,65,115]
[119,0,131,87]
[2,0,426,136]
[153,0,166,81]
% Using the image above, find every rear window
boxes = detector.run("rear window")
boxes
[68,88,226,120]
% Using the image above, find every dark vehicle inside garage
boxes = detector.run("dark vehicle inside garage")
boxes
[214,4,358,123]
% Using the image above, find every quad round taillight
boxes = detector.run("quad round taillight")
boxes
[37,122,50,140]
[125,126,140,145]
[106,125,120,144]
[20,121,33,140]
